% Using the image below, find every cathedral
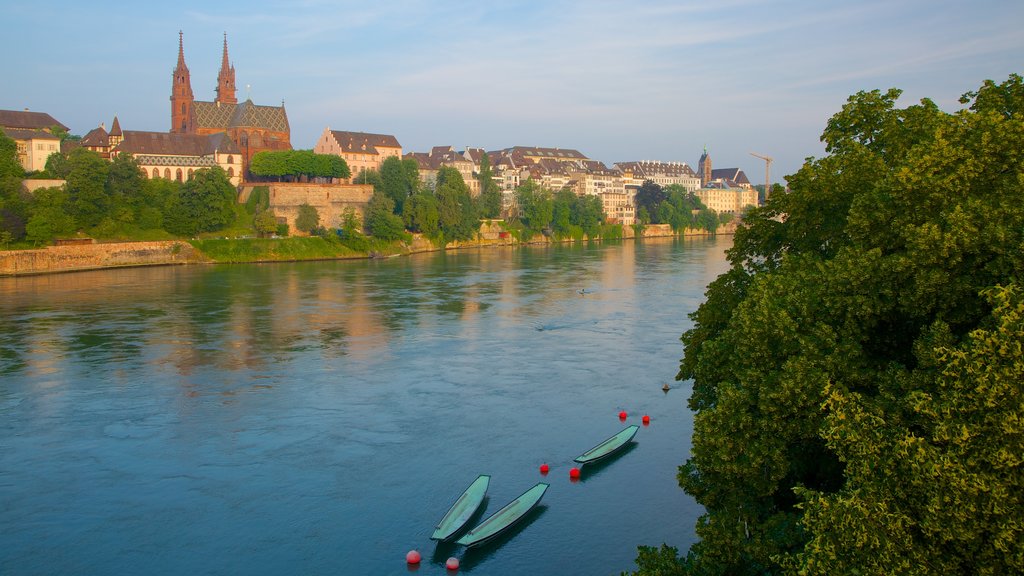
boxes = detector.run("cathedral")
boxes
[170,32,291,171]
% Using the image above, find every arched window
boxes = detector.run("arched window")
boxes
[164,168,171,179]
[141,169,149,180]
[227,155,233,164]
[176,169,183,182]
[153,168,160,179]
[181,103,185,114]
[227,167,234,178]
[187,169,194,180]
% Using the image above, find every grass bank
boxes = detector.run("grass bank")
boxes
[189,237,366,263]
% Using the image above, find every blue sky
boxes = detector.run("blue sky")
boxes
[3,0,1022,180]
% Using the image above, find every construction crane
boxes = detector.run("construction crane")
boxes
[750,152,773,203]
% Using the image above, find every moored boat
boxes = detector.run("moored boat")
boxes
[455,482,549,548]
[431,474,490,542]
[573,425,639,465]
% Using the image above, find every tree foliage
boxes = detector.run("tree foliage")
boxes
[635,180,668,223]
[377,155,418,215]
[514,179,553,237]
[163,167,236,236]
[435,166,479,242]
[364,191,408,242]
[478,152,502,219]
[632,75,1024,576]
[65,148,109,229]
[249,149,350,181]
[294,203,320,234]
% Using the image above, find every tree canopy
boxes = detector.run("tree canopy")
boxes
[630,74,1024,576]
[249,149,350,181]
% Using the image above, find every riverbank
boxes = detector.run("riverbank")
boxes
[0,222,733,276]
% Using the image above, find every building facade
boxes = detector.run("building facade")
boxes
[0,109,68,172]
[314,129,402,181]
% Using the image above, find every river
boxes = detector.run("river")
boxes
[0,236,731,575]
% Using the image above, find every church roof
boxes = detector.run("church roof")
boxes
[193,99,289,133]
[114,130,240,156]
[0,109,68,132]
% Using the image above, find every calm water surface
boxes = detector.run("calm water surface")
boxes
[1,236,731,575]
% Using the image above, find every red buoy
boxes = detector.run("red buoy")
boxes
[539,463,549,474]
[406,550,421,564]
[569,467,581,479]
[618,410,627,420]
[642,414,651,425]
[446,557,460,571]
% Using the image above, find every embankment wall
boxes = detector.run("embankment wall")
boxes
[0,241,204,276]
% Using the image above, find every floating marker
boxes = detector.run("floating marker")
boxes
[569,467,580,479]
[539,463,549,474]
[446,557,460,570]
[406,550,421,564]
[642,415,651,425]
[618,411,627,420]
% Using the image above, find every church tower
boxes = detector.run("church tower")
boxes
[170,31,195,133]
[215,33,237,105]
[698,145,712,187]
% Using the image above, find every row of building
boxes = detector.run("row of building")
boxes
[2,32,759,226]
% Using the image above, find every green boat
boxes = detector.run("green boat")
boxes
[455,482,549,548]
[573,425,639,465]
[431,474,490,542]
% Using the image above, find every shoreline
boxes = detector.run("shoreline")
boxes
[0,224,732,278]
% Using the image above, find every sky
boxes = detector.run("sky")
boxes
[3,0,1022,181]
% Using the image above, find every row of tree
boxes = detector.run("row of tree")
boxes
[248,149,351,181]
[0,144,240,244]
[630,74,1024,575]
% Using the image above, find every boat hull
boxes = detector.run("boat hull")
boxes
[455,483,549,548]
[573,425,639,465]
[431,474,490,542]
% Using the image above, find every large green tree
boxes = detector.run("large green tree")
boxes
[65,148,109,229]
[630,74,1024,575]
[477,152,502,219]
[634,180,667,224]
[514,179,553,238]
[162,167,236,236]
[435,166,479,242]
[378,155,417,214]
[364,191,408,242]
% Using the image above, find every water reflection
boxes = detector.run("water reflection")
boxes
[0,238,729,381]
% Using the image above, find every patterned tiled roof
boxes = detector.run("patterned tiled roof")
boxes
[0,109,68,132]
[193,99,289,133]
[114,130,239,156]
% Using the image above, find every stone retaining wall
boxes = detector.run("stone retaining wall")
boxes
[0,241,204,276]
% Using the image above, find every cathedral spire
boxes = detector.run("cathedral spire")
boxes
[216,32,237,104]
[170,31,195,133]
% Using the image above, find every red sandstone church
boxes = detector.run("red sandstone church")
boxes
[170,32,291,169]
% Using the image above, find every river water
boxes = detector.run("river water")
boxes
[0,236,731,575]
